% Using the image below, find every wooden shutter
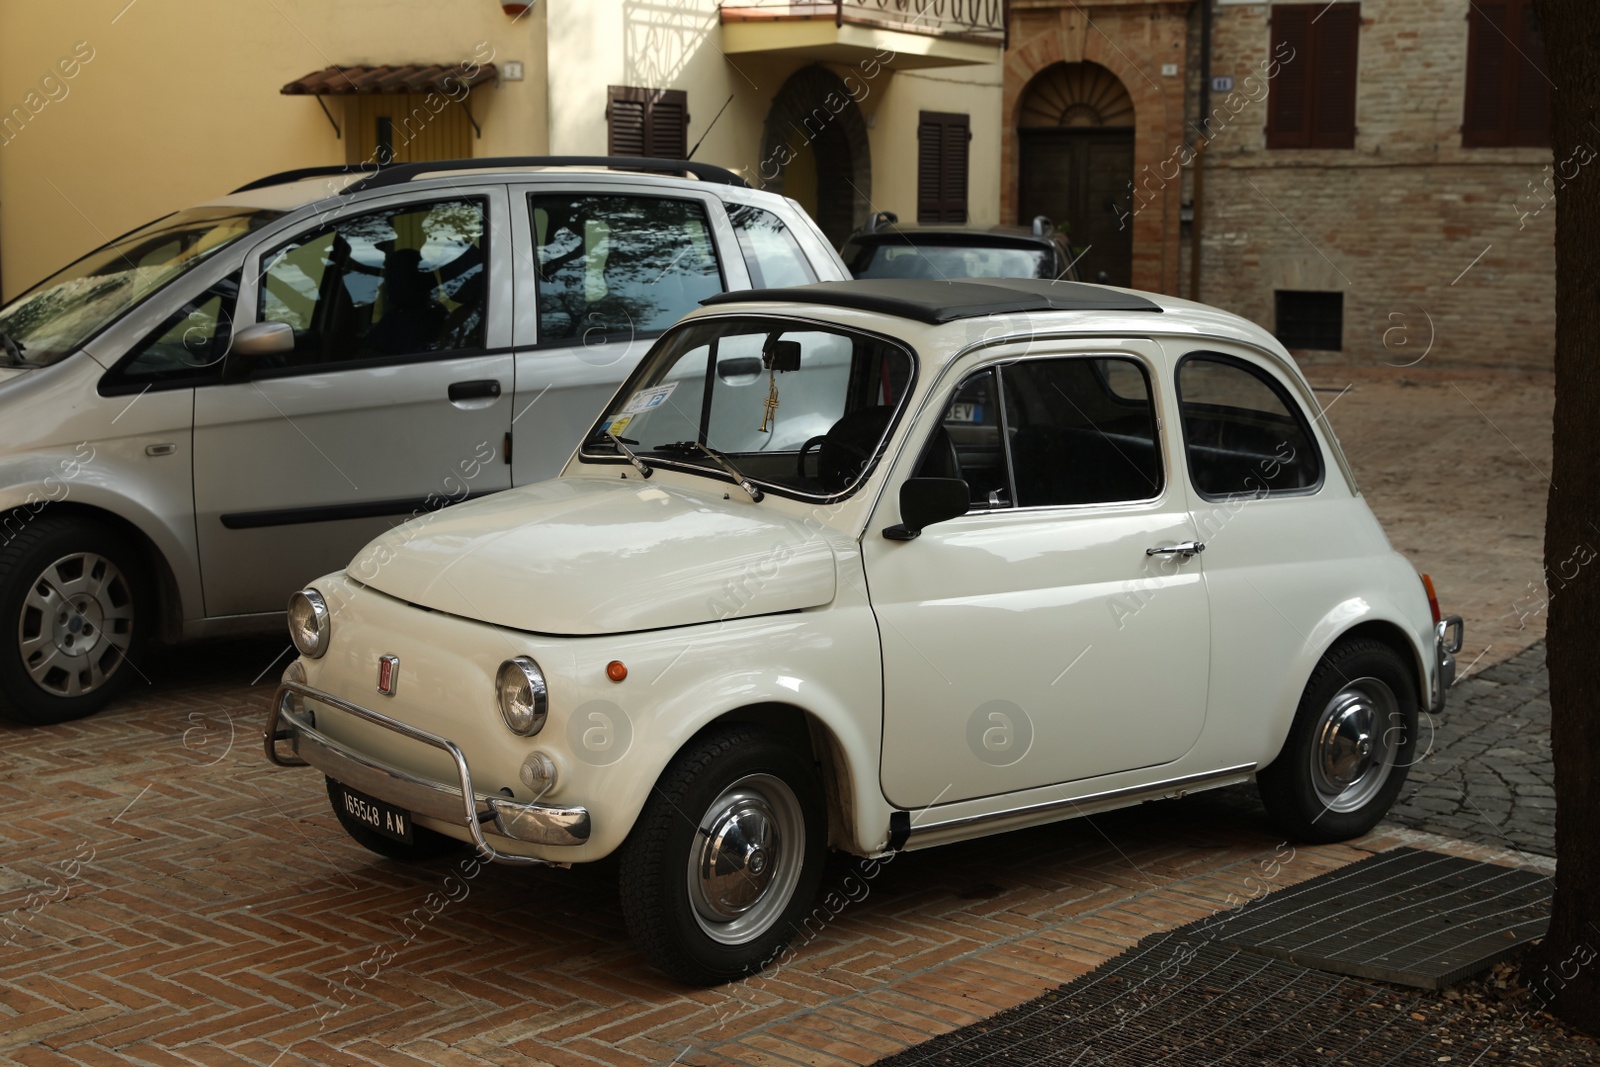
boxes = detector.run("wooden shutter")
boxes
[1463,1,1549,148]
[1266,5,1313,149]
[607,86,689,158]
[917,111,969,223]
[1508,1,1550,146]
[1311,3,1359,149]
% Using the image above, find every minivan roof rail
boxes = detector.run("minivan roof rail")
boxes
[232,156,750,196]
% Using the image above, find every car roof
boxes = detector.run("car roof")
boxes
[845,226,1056,249]
[703,279,1160,325]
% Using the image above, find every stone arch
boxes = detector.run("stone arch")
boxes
[1018,61,1135,129]
[759,65,871,247]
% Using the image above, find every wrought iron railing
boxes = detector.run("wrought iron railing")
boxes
[721,1,1007,43]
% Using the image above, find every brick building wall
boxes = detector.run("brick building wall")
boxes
[1195,0,1557,368]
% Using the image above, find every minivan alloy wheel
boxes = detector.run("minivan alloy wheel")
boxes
[19,551,134,697]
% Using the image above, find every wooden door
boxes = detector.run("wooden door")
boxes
[1018,128,1134,286]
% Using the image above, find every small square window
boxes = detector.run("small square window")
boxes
[1274,290,1343,351]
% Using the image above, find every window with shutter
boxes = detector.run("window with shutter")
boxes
[606,86,690,158]
[917,111,969,224]
[1266,3,1359,150]
[1462,0,1550,148]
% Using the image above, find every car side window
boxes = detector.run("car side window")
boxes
[99,273,239,395]
[530,193,723,345]
[726,203,817,289]
[1001,358,1163,507]
[915,368,1008,506]
[253,197,488,373]
[1176,353,1322,500]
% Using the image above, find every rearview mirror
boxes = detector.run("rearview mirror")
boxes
[882,478,969,541]
[763,339,802,372]
[232,321,295,357]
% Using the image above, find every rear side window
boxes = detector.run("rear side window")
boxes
[1176,354,1322,500]
[530,194,724,345]
[727,203,816,288]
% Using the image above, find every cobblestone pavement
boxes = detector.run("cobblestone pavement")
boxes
[0,637,1529,1067]
[1385,642,1555,858]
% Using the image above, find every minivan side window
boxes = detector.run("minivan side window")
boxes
[530,194,723,345]
[727,203,817,289]
[914,357,1162,509]
[100,273,240,395]
[1176,353,1322,500]
[254,197,488,372]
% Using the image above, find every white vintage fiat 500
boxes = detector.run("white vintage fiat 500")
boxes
[266,278,1462,984]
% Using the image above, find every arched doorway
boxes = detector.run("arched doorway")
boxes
[1017,63,1135,286]
[760,66,871,248]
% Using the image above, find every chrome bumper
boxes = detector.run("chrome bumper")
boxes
[265,680,590,864]
[1432,615,1464,712]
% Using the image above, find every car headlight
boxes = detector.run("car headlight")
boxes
[286,589,330,658]
[496,656,548,736]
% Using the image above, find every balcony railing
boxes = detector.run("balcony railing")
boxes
[720,1,1007,44]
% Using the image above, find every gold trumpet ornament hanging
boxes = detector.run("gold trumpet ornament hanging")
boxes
[760,363,780,433]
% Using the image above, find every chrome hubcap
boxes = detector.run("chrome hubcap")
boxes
[1310,676,1400,813]
[687,774,804,945]
[17,552,134,698]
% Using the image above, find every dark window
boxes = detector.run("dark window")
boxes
[100,273,239,395]
[916,358,1162,509]
[255,198,488,373]
[1274,290,1343,351]
[530,193,723,344]
[1176,354,1322,500]
[1267,3,1360,149]
[375,116,394,165]
[606,86,689,158]
[1463,0,1550,148]
[726,203,817,288]
[917,111,970,224]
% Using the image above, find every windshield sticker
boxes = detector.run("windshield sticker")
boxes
[604,414,634,437]
[621,382,678,415]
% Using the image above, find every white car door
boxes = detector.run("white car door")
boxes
[865,344,1213,809]
[192,186,515,618]
[503,182,760,485]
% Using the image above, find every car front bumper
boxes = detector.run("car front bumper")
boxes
[1432,615,1464,712]
[265,680,591,864]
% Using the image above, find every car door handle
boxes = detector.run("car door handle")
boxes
[449,379,502,402]
[1146,541,1205,557]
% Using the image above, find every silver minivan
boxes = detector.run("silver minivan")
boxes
[0,157,846,725]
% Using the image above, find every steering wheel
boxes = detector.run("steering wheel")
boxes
[797,434,870,482]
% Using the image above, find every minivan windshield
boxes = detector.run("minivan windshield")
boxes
[0,206,282,367]
[582,316,915,500]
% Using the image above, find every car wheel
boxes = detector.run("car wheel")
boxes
[0,515,147,726]
[325,777,466,862]
[618,725,826,985]
[1257,638,1418,843]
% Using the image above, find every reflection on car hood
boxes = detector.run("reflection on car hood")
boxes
[350,477,839,635]
[0,366,33,386]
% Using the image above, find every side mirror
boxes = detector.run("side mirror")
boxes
[232,321,295,357]
[882,478,968,541]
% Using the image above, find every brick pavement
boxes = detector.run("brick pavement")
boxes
[0,639,1551,1066]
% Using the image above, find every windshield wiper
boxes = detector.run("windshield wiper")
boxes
[0,330,28,367]
[656,440,764,502]
[599,432,652,479]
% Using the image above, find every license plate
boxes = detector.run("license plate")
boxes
[948,402,983,423]
[332,780,413,844]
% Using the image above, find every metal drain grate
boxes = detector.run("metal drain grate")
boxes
[1210,847,1551,989]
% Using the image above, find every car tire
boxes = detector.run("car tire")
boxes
[1257,638,1418,843]
[0,514,148,726]
[618,725,827,985]
[325,777,467,862]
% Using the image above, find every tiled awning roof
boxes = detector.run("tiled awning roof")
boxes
[280,64,498,96]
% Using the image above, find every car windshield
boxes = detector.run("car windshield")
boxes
[583,316,915,500]
[845,240,1053,281]
[0,205,282,367]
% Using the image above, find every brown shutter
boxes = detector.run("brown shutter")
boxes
[918,111,969,223]
[1266,5,1313,149]
[607,87,647,156]
[1509,1,1550,147]
[1462,3,1509,146]
[917,114,944,222]
[1310,3,1360,149]
[942,114,970,224]
[646,90,689,158]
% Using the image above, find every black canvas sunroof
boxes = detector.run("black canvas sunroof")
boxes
[701,278,1163,325]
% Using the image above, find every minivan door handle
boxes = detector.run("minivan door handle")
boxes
[1146,541,1205,558]
[449,379,502,402]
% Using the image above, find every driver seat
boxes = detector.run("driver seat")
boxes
[818,406,895,491]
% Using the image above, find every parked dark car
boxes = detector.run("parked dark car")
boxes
[840,213,1083,282]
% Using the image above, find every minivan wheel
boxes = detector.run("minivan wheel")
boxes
[0,515,147,726]
[1257,638,1418,843]
[618,726,826,985]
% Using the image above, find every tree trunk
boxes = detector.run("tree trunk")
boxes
[1532,0,1600,1039]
